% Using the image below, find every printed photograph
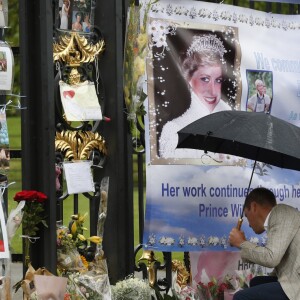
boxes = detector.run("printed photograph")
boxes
[147,22,242,165]
[0,51,7,72]
[246,70,273,114]
[57,0,92,32]
[0,45,14,91]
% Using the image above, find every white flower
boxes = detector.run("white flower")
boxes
[149,20,169,48]
[149,20,169,36]
[111,276,152,300]
[200,269,210,285]
[152,34,167,48]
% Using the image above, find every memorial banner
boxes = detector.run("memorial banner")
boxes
[143,0,300,252]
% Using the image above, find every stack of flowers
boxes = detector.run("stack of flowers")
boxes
[111,275,153,300]
[197,277,228,300]
[223,268,257,294]
[57,212,101,273]
[123,0,157,137]
[57,212,112,299]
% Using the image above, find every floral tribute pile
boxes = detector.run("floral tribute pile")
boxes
[8,177,112,299]
[123,0,157,140]
[168,266,262,300]
[55,176,111,299]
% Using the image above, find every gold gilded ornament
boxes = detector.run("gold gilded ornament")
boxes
[172,259,191,288]
[138,250,158,287]
[55,130,107,160]
[53,32,105,66]
[68,68,81,85]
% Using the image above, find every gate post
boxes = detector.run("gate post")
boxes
[94,0,135,283]
[18,0,57,273]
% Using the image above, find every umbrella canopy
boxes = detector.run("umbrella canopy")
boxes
[177,110,300,172]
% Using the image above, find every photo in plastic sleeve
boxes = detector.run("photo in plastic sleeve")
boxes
[0,43,14,93]
[56,0,94,33]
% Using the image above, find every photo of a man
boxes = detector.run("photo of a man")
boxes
[246,70,273,114]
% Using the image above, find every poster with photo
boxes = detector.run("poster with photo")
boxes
[143,0,300,252]
[0,42,14,92]
[147,24,242,165]
[57,0,94,33]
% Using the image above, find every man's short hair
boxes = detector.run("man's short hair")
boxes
[254,79,263,87]
[244,187,277,210]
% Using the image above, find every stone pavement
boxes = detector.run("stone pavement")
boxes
[9,262,23,300]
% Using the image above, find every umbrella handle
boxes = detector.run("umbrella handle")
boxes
[236,218,243,230]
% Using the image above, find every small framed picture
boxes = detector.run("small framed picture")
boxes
[57,0,94,33]
[0,42,14,92]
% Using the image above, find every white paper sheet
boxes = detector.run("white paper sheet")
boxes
[63,161,95,194]
[59,80,103,121]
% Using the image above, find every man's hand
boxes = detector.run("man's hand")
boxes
[229,227,246,248]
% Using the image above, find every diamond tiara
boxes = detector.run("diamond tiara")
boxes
[187,34,226,58]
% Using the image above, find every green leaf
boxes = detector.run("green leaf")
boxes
[41,220,48,228]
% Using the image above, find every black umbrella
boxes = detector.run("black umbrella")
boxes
[177,110,300,228]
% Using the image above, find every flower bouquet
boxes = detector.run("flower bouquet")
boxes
[223,266,262,296]
[123,0,157,140]
[57,211,102,273]
[111,275,153,300]
[197,277,228,300]
[13,190,48,266]
[58,177,112,299]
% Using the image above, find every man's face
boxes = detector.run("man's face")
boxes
[256,83,264,96]
[244,202,265,234]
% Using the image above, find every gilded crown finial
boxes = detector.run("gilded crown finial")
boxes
[53,32,105,66]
